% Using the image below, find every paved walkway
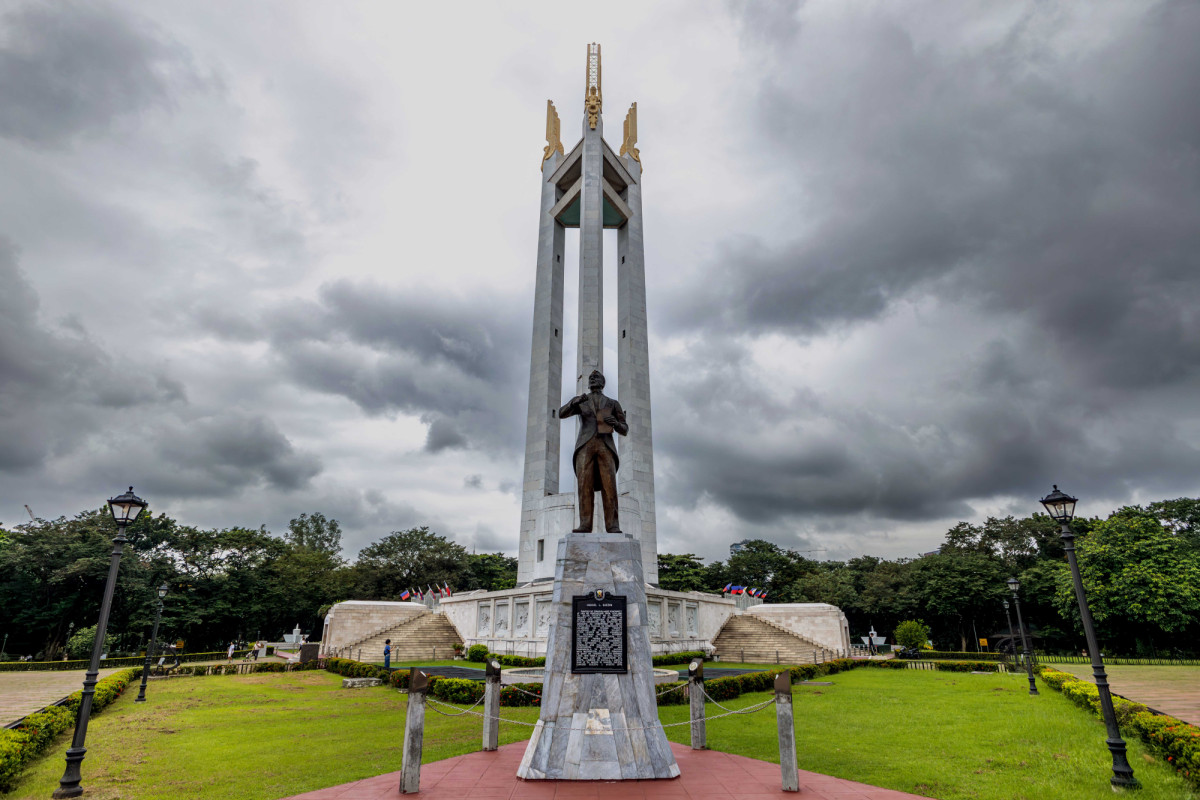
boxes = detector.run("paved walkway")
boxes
[1050,663,1200,724]
[280,741,923,799]
[0,667,123,726]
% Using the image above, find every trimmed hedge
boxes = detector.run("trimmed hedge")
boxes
[653,651,706,667]
[1038,667,1199,789]
[488,653,545,667]
[0,667,140,790]
[0,649,256,673]
[466,645,489,663]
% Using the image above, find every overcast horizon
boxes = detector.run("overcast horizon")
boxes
[2,1,1198,565]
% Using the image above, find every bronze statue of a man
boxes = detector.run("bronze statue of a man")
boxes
[560,369,628,533]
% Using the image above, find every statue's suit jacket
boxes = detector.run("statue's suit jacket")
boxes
[559,392,628,489]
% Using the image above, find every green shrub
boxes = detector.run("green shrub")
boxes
[893,620,930,650]
[652,651,706,667]
[934,660,1001,673]
[488,653,544,667]
[1127,712,1200,787]
[65,625,114,660]
[467,645,489,663]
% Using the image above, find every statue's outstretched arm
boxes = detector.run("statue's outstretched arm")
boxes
[559,395,583,419]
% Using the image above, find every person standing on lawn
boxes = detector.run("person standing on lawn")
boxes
[384,639,392,669]
[227,641,235,663]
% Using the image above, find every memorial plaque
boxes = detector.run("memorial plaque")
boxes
[571,591,627,673]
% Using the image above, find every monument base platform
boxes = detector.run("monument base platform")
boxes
[280,741,927,799]
[517,532,678,780]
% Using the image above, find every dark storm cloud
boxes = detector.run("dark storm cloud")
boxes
[0,238,184,471]
[650,1,1200,537]
[0,1,207,146]
[265,279,528,452]
[144,414,322,497]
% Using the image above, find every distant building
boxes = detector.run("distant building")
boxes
[730,539,751,557]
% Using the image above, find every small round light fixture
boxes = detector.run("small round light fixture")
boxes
[157,583,169,599]
[1006,576,1020,594]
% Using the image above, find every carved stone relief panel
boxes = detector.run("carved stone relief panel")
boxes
[685,605,698,637]
[647,601,662,638]
[495,602,510,636]
[536,599,552,637]
[515,601,530,638]
[667,602,680,637]
[478,603,492,637]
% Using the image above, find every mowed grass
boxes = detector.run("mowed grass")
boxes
[7,668,1196,800]
[660,669,1194,800]
[5,670,540,800]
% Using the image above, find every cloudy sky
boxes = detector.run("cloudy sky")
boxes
[2,0,1198,564]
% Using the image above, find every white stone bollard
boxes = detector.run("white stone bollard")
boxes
[482,659,501,751]
[401,669,429,794]
[775,671,799,792]
[688,659,706,750]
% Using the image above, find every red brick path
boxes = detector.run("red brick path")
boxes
[280,741,923,800]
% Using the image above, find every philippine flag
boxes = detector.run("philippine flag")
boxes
[400,589,411,600]
[721,583,733,593]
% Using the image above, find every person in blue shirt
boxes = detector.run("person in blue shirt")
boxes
[384,639,392,669]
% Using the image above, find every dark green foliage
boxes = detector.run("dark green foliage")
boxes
[656,554,707,592]
[893,620,930,649]
[466,644,489,662]
[651,651,705,666]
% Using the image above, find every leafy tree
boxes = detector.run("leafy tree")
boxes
[353,527,469,599]
[1055,510,1200,648]
[66,624,113,660]
[657,553,708,592]
[463,553,517,591]
[903,551,1007,650]
[894,619,931,649]
[285,512,344,556]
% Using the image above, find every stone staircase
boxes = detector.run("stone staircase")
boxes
[332,611,462,664]
[712,614,830,664]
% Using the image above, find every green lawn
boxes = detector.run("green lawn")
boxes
[6,668,1195,800]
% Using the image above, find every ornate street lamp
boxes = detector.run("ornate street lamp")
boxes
[1002,600,1016,665]
[1041,485,1139,789]
[53,487,147,799]
[135,583,170,703]
[1005,577,1039,695]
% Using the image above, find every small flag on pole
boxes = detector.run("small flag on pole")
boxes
[721,583,732,593]
[400,589,411,600]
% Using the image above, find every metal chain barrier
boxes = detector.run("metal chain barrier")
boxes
[505,684,543,699]
[699,684,777,715]
[656,681,688,697]
[424,694,774,731]
[423,694,486,717]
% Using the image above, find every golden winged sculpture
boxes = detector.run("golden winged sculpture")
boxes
[619,102,640,165]
[542,100,564,165]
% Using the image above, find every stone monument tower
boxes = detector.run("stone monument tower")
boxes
[518,42,658,585]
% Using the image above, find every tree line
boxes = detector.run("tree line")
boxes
[657,497,1200,657]
[0,511,516,660]
[3,496,1196,661]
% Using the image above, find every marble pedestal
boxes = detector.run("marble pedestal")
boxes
[517,533,680,780]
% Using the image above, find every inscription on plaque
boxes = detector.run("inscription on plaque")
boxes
[571,591,627,673]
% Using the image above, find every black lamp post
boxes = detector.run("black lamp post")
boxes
[1005,577,1039,695]
[53,487,147,799]
[1002,600,1016,666]
[135,583,169,702]
[1041,485,1139,790]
